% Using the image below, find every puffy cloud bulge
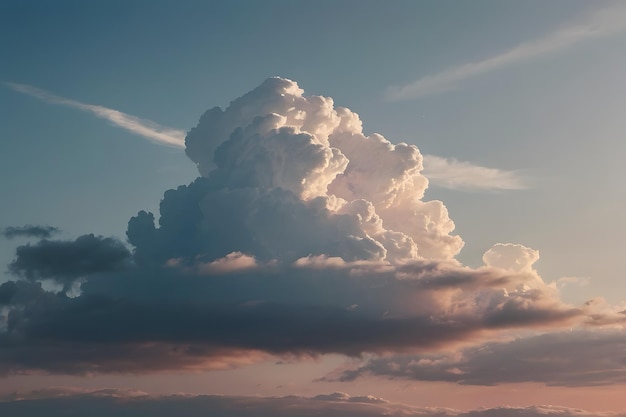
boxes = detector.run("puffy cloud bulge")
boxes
[1,78,623,376]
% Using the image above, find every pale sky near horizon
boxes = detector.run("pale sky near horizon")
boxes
[1,1,626,415]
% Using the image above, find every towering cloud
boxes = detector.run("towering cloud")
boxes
[0,78,622,377]
[183,77,462,263]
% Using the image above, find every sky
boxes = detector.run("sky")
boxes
[1,1,626,416]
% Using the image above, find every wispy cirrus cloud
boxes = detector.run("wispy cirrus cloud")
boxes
[1,225,60,240]
[4,82,185,148]
[422,155,529,191]
[386,4,626,100]
[4,80,527,192]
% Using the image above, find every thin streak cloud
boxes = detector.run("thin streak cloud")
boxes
[422,155,529,191]
[4,81,528,192]
[4,82,185,148]
[386,4,626,100]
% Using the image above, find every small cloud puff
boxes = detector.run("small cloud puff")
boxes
[483,243,540,274]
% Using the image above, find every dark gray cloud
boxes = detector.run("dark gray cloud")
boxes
[0,280,47,306]
[0,390,622,417]
[0,259,581,375]
[1,225,59,239]
[9,234,132,286]
[337,330,626,387]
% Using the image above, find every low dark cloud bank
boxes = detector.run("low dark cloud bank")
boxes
[336,330,626,387]
[0,78,623,380]
[0,262,582,375]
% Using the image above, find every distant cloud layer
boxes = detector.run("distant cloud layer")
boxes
[336,330,626,387]
[0,390,623,417]
[386,4,626,100]
[0,78,622,379]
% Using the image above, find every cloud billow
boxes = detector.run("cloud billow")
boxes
[184,77,462,262]
[0,78,621,377]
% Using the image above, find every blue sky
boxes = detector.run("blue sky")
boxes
[2,1,626,415]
